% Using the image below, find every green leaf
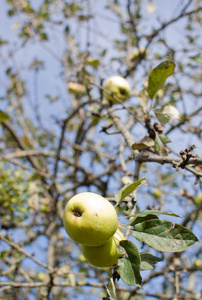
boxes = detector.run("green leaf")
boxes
[132,219,200,252]
[189,54,202,64]
[0,110,10,122]
[118,240,142,287]
[40,32,48,41]
[154,105,180,124]
[140,252,162,270]
[154,132,168,155]
[29,59,45,71]
[45,94,59,103]
[129,209,179,226]
[0,38,8,46]
[148,61,175,99]
[115,178,146,206]
[86,58,100,69]
[158,134,171,145]
[130,214,159,226]
[154,132,163,152]
[8,9,16,16]
[106,277,119,300]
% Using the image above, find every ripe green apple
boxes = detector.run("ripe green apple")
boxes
[63,192,118,246]
[104,76,130,104]
[81,228,125,267]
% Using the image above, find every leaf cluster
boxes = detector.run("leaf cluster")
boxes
[114,181,199,287]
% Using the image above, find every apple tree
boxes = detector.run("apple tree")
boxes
[0,0,202,299]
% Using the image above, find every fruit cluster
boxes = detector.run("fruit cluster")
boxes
[67,76,130,105]
[63,192,124,267]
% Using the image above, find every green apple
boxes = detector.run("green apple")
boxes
[130,47,148,61]
[37,272,46,281]
[194,259,202,267]
[194,193,202,205]
[104,76,130,104]
[63,192,118,246]
[81,229,125,267]
[152,188,162,199]
[67,82,86,96]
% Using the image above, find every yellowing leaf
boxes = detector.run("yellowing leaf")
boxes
[138,88,149,112]
[121,176,133,185]
[28,194,39,210]
[154,105,180,124]
[132,136,155,151]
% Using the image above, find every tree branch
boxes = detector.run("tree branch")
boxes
[0,235,50,270]
[136,152,202,167]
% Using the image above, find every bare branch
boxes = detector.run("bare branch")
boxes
[0,235,50,270]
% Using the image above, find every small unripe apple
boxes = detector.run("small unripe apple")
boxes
[37,272,46,281]
[194,193,202,205]
[194,259,202,267]
[153,188,162,199]
[63,192,118,246]
[130,47,148,61]
[67,82,86,96]
[81,229,125,267]
[104,76,130,104]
